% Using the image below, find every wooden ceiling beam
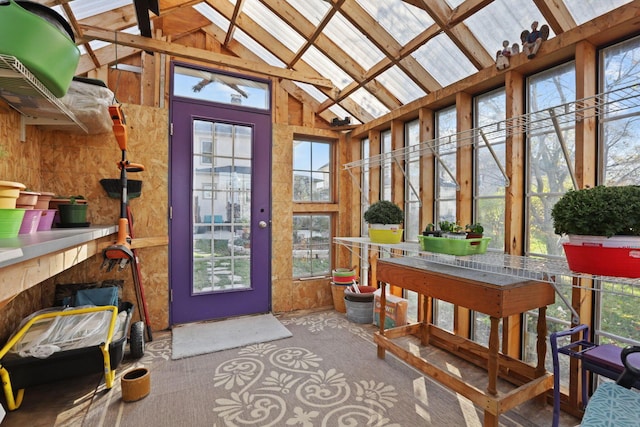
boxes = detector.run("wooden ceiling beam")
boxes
[203,24,345,124]
[224,0,245,47]
[260,0,401,113]
[79,25,333,88]
[415,0,493,70]
[532,0,577,35]
[201,18,374,123]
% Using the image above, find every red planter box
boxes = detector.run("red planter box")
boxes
[563,243,640,278]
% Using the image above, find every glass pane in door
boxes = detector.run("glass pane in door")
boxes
[193,120,252,294]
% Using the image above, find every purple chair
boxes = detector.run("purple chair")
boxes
[550,324,640,427]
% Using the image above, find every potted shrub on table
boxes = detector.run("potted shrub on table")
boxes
[364,200,404,244]
[551,185,640,277]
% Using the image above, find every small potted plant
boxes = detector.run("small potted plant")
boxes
[363,200,404,244]
[551,185,640,277]
[422,223,441,237]
[57,195,89,227]
[439,220,465,239]
[465,223,484,239]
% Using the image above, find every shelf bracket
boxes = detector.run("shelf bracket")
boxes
[478,129,510,187]
[391,155,422,207]
[549,109,578,191]
[426,142,459,190]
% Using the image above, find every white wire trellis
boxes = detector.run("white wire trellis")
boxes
[343,83,640,171]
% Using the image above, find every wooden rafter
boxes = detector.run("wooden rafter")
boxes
[532,0,577,34]
[79,26,333,88]
[224,0,245,47]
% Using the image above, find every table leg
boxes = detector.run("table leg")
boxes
[484,412,499,427]
[487,316,499,396]
[421,295,432,346]
[536,306,548,377]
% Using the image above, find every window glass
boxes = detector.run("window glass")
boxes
[526,62,576,257]
[433,106,456,332]
[595,35,640,349]
[173,65,269,109]
[293,140,331,202]
[525,62,576,372]
[474,88,506,252]
[405,120,421,242]
[381,130,392,201]
[292,214,331,278]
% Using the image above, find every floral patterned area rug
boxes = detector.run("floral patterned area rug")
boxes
[1,310,574,427]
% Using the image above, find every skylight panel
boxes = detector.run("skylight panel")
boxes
[376,66,426,104]
[294,82,330,104]
[243,0,305,53]
[286,0,331,26]
[350,88,390,118]
[233,29,286,68]
[564,0,631,25]
[68,0,131,20]
[356,0,434,45]
[193,3,231,30]
[464,0,551,57]
[302,46,353,90]
[329,103,361,125]
[324,14,384,70]
[443,0,465,8]
[412,34,475,87]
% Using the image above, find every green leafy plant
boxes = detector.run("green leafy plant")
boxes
[69,195,85,204]
[551,185,640,237]
[439,220,462,233]
[465,223,484,234]
[363,200,404,225]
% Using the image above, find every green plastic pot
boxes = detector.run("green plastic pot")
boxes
[58,203,88,224]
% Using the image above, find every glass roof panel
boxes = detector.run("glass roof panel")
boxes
[350,88,390,118]
[302,46,353,90]
[564,0,632,25]
[324,14,384,70]
[294,82,330,104]
[464,0,555,56]
[243,0,305,53]
[329,103,361,125]
[376,66,426,104]
[234,29,286,68]
[68,0,131,20]
[286,0,330,26]
[443,0,465,8]
[193,3,230,31]
[412,34,476,87]
[356,0,434,45]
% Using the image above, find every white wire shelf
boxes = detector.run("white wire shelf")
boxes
[0,54,87,135]
[334,236,640,323]
[343,84,640,171]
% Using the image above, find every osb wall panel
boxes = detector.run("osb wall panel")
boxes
[0,104,169,342]
[0,110,43,189]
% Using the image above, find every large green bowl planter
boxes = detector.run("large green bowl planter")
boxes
[0,0,80,97]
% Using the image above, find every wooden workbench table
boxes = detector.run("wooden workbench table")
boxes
[374,256,555,427]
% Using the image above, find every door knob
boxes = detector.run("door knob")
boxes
[258,220,268,229]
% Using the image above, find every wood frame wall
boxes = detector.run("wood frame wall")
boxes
[344,3,640,416]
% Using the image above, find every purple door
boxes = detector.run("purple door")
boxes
[169,64,271,324]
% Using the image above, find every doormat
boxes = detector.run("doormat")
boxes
[171,313,292,360]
